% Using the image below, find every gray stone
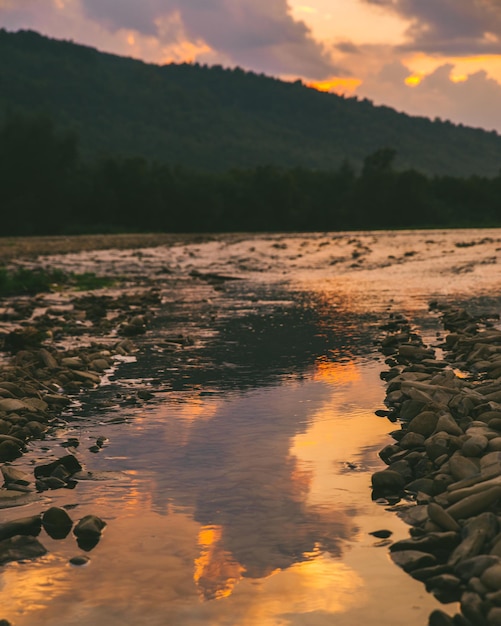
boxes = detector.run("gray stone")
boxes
[371,470,405,494]
[74,515,106,539]
[426,432,454,461]
[42,507,73,539]
[0,440,22,462]
[435,414,464,437]
[408,411,439,436]
[390,531,460,557]
[69,555,90,566]
[428,503,461,532]
[463,435,489,457]
[482,565,501,590]
[0,535,46,565]
[399,432,426,449]
[0,515,41,541]
[391,550,437,572]
[489,439,501,452]
[488,607,501,626]
[429,610,455,626]
[455,555,500,580]
[1,466,31,487]
[397,504,429,526]
[449,455,480,481]
[447,487,501,520]
[449,513,499,566]
[406,478,435,494]
[460,591,486,626]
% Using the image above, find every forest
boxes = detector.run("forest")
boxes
[1,113,500,236]
[2,29,501,177]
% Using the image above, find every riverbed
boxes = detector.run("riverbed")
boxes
[1,229,501,626]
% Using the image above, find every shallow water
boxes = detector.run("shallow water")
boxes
[3,229,501,626]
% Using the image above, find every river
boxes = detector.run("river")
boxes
[2,229,501,626]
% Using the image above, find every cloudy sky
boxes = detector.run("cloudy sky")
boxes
[1,0,500,132]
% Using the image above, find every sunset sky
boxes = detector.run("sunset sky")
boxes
[2,0,501,132]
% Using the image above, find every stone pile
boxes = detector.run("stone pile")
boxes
[374,305,501,626]
[0,286,160,580]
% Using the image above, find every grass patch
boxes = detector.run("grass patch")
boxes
[0,267,115,296]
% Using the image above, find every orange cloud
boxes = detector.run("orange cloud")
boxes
[308,77,362,94]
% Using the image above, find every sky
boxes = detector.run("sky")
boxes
[1,0,501,132]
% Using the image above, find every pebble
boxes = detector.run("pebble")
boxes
[69,555,90,566]
[42,507,73,539]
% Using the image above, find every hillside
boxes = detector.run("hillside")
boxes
[1,29,501,176]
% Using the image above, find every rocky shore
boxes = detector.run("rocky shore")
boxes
[0,275,163,603]
[374,304,501,626]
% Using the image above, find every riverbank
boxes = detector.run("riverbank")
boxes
[375,304,501,626]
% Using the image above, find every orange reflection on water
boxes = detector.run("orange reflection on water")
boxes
[0,558,72,619]
[194,525,244,601]
[313,357,360,385]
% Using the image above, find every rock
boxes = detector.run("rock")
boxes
[391,550,437,572]
[429,610,455,626]
[460,591,486,626]
[455,555,500,581]
[433,474,456,494]
[69,555,90,566]
[449,456,480,482]
[482,565,501,590]
[43,393,71,407]
[426,573,462,603]
[487,589,501,606]
[0,535,46,565]
[446,487,501,520]
[38,348,58,369]
[0,399,28,413]
[34,454,82,478]
[449,513,498,566]
[411,564,452,582]
[369,529,392,539]
[488,608,501,626]
[489,439,501,452]
[463,435,489,457]
[74,515,106,550]
[397,504,429,526]
[407,411,438,437]
[436,414,464,437]
[0,440,22,462]
[379,444,401,464]
[428,503,461,532]
[42,507,73,539]
[390,531,460,558]
[0,515,41,541]
[1,466,31,487]
[388,459,413,482]
[371,470,405,495]
[399,432,426,449]
[406,478,435,495]
[398,344,435,361]
[426,432,455,461]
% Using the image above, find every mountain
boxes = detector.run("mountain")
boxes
[1,28,501,176]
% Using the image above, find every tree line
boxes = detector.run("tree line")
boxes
[1,113,500,236]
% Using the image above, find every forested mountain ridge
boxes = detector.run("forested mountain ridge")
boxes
[1,28,501,176]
